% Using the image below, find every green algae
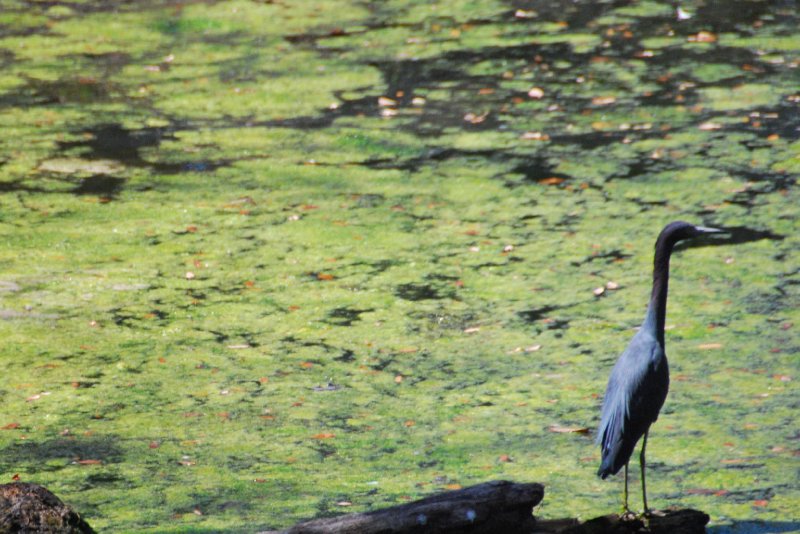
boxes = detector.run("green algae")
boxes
[0,0,798,532]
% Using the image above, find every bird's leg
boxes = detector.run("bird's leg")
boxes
[640,430,649,515]
[622,462,632,515]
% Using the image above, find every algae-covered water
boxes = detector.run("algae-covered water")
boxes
[0,0,798,532]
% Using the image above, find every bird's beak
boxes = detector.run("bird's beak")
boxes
[695,225,722,234]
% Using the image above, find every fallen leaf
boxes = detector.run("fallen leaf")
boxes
[698,343,723,350]
[592,96,616,106]
[311,433,335,440]
[463,111,489,124]
[404,420,415,427]
[2,422,20,430]
[689,31,717,43]
[444,484,462,490]
[537,177,565,185]
[547,425,589,434]
[527,87,545,99]
[76,459,102,465]
[316,273,335,281]
[521,131,550,141]
[548,425,589,434]
[515,9,537,18]
[752,499,769,507]
[498,454,512,462]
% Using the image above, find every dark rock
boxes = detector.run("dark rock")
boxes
[0,482,94,534]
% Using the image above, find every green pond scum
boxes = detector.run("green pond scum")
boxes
[0,0,797,532]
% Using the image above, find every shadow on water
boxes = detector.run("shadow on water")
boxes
[2,435,124,467]
[72,175,126,198]
[57,122,232,177]
[708,521,800,534]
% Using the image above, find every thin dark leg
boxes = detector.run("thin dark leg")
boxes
[623,462,630,513]
[640,430,649,514]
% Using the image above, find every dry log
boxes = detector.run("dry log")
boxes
[271,480,544,534]
[0,482,95,534]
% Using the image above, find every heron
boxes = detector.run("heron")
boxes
[596,221,721,514]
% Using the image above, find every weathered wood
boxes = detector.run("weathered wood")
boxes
[0,482,95,534]
[270,480,544,534]
[535,508,709,534]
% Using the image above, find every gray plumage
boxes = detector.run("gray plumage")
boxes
[596,221,721,512]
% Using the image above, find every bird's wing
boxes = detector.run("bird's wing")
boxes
[596,333,668,476]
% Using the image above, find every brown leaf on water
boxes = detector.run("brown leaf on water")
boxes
[311,433,335,440]
[538,177,565,185]
[521,131,550,141]
[752,499,769,507]
[689,31,717,43]
[498,454,512,463]
[592,96,616,106]
[463,111,489,124]
[444,484,462,490]
[299,361,313,369]
[2,422,20,430]
[698,343,723,350]
[548,425,589,434]
[316,272,335,281]
[404,420,415,427]
[76,459,102,465]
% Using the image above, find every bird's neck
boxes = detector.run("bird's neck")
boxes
[645,243,672,347]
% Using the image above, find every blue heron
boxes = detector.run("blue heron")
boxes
[596,221,721,513]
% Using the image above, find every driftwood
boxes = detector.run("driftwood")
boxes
[537,508,710,533]
[0,482,95,534]
[266,481,709,534]
[269,480,544,534]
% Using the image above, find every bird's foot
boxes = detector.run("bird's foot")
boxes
[642,508,665,518]
[620,509,638,522]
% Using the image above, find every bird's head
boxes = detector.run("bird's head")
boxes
[656,221,722,251]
